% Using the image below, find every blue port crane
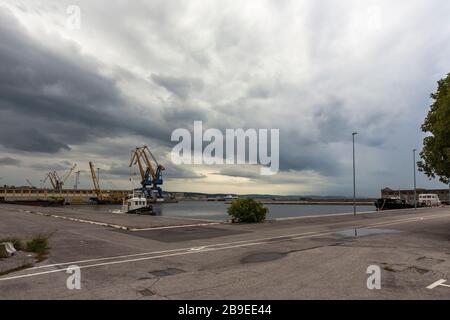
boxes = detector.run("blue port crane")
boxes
[129,146,165,198]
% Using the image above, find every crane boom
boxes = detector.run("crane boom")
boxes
[89,161,101,199]
[62,164,77,183]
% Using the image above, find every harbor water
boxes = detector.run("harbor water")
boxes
[74,201,376,221]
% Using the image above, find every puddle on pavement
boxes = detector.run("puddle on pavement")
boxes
[335,228,400,238]
[241,252,287,264]
[148,268,185,277]
[138,288,155,297]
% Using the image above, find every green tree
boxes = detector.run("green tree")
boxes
[418,73,450,184]
[227,198,268,223]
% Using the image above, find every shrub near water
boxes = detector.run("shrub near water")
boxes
[25,234,49,254]
[227,198,268,223]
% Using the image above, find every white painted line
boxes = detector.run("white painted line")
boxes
[0,234,325,282]
[28,231,318,271]
[0,215,448,286]
[20,207,221,231]
[427,279,450,289]
[189,246,207,251]
[129,222,221,231]
[8,212,450,276]
[2,212,450,282]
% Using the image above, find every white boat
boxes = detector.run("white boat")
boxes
[121,193,153,214]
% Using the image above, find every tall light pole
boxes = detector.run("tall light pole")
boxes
[413,149,417,210]
[352,132,358,216]
[74,171,80,190]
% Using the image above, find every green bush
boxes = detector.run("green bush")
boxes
[25,234,49,254]
[227,198,268,223]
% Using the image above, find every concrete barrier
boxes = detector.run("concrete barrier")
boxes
[0,242,16,258]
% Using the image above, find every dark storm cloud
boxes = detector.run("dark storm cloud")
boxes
[0,157,21,166]
[279,141,341,176]
[2,0,450,195]
[0,9,172,154]
[0,5,385,180]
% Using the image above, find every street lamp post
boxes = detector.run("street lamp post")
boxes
[74,171,80,190]
[413,149,417,210]
[352,132,358,216]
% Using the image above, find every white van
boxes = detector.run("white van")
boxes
[419,194,441,207]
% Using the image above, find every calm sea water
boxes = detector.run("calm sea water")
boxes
[74,201,376,221]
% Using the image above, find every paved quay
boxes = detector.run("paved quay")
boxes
[0,204,449,299]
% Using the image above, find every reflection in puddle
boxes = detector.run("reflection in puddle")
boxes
[335,228,400,238]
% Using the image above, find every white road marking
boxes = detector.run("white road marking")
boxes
[17,207,221,231]
[28,231,318,271]
[1,211,449,282]
[189,246,207,251]
[129,222,221,231]
[427,279,450,289]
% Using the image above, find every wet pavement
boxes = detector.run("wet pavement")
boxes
[0,204,450,299]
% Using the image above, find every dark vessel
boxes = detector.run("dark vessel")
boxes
[374,198,416,211]
[0,198,65,207]
[89,197,123,205]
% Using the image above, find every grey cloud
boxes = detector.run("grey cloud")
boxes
[151,74,203,99]
[105,161,205,180]
[164,165,207,180]
[213,167,260,180]
[29,161,73,172]
[0,157,21,166]
[247,85,272,99]
[0,9,172,154]
[1,1,450,196]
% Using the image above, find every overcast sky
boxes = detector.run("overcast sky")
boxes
[0,0,449,197]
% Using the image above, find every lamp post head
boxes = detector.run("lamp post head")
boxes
[352,132,358,136]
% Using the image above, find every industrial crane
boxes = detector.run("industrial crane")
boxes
[88,161,122,204]
[43,164,77,191]
[89,161,102,200]
[129,146,165,198]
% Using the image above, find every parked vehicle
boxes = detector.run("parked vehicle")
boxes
[419,194,441,207]
[374,197,415,211]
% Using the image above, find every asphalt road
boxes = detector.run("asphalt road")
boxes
[0,204,450,299]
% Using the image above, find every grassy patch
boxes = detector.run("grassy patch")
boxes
[25,233,52,262]
[25,234,49,254]
[1,233,53,263]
